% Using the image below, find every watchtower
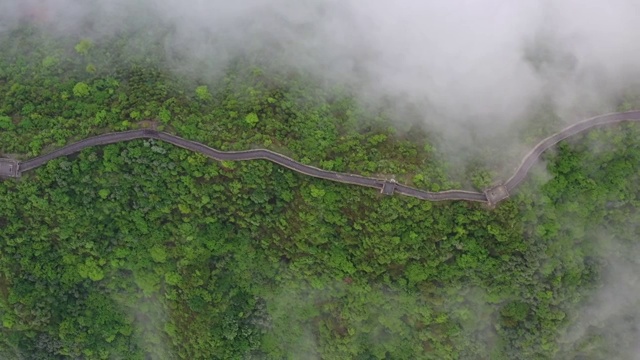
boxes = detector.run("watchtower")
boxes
[381,179,397,195]
[0,159,20,178]
[484,184,509,205]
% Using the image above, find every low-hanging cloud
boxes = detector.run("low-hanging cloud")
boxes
[559,237,640,359]
[3,0,640,153]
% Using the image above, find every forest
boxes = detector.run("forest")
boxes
[2,19,640,360]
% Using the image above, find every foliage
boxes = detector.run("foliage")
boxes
[72,82,90,98]
[195,85,212,101]
[0,23,639,360]
[74,39,93,56]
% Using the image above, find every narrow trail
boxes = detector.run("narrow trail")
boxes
[3,110,640,205]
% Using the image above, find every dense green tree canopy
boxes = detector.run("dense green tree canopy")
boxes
[1,24,640,360]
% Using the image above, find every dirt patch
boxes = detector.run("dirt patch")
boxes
[136,120,160,130]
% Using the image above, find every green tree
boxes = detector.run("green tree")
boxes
[245,112,259,127]
[195,85,212,101]
[74,38,94,56]
[73,82,90,98]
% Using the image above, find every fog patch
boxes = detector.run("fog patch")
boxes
[4,0,640,168]
[559,237,640,359]
[112,291,173,358]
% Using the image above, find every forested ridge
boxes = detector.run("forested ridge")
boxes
[2,24,640,359]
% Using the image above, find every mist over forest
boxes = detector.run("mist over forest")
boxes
[1,1,640,359]
[5,0,640,140]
